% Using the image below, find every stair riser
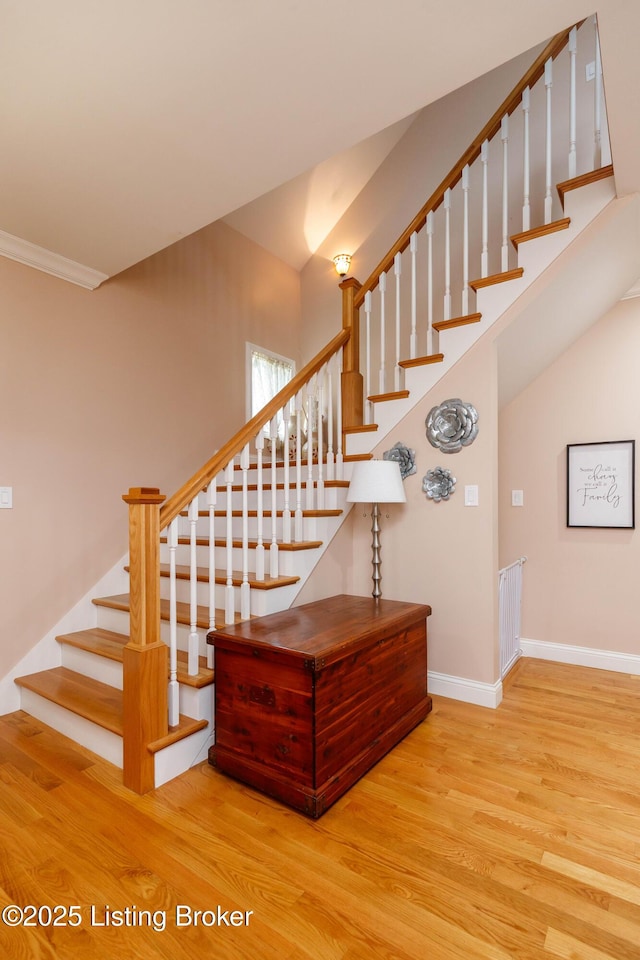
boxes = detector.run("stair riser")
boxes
[159,542,314,577]
[180,684,214,723]
[60,644,123,690]
[19,688,123,767]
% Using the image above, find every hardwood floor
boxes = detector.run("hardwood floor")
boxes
[2,657,640,959]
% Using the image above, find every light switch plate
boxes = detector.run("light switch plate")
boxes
[464,484,479,507]
[0,487,13,509]
[512,489,524,507]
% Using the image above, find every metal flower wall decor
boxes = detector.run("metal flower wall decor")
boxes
[426,398,478,453]
[383,442,416,480]
[422,467,457,502]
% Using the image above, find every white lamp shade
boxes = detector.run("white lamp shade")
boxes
[346,460,406,504]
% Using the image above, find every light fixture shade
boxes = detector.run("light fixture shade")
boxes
[347,460,406,504]
[333,253,352,277]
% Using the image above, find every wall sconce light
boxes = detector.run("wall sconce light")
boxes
[333,253,352,278]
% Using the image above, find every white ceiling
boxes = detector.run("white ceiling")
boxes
[0,1,637,284]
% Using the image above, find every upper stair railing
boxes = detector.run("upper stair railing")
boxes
[120,16,611,792]
[341,16,610,423]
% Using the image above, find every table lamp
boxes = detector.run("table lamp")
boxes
[347,459,406,600]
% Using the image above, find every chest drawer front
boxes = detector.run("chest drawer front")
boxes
[314,621,427,784]
[214,648,314,786]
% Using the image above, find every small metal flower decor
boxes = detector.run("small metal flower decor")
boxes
[383,442,416,480]
[426,398,478,453]
[422,467,457,502]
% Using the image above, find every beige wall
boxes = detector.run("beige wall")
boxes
[499,296,640,654]
[0,220,300,679]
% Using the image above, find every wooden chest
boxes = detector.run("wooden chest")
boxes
[207,594,431,817]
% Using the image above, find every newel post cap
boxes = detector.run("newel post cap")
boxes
[122,487,166,506]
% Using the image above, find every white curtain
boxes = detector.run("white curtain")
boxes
[251,350,294,418]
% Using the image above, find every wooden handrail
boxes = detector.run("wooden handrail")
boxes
[160,329,349,528]
[353,23,581,309]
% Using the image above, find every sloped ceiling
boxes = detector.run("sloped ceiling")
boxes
[0,1,637,285]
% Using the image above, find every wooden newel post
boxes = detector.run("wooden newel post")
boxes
[121,486,168,794]
[340,277,363,429]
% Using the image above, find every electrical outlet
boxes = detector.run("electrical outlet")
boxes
[512,489,524,507]
[0,487,13,509]
[464,485,479,507]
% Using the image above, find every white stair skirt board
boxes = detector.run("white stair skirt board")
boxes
[18,688,123,768]
[520,639,640,676]
[428,670,503,709]
[154,726,215,788]
[0,553,129,714]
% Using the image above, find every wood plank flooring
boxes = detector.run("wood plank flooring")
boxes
[2,658,640,958]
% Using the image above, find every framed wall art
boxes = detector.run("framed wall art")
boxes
[566,440,635,529]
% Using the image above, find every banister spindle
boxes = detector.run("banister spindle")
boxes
[364,290,372,423]
[394,251,402,391]
[544,57,553,224]
[378,271,387,394]
[294,389,304,540]
[444,188,451,321]
[282,402,292,542]
[335,352,344,481]
[168,516,179,727]
[316,371,325,510]
[254,432,265,579]
[206,480,216,667]
[462,165,470,315]
[409,232,417,359]
[426,211,434,354]
[188,495,199,675]
[481,139,489,278]
[269,415,279,577]
[305,379,315,512]
[240,444,250,620]
[501,115,509,272]
[326,365,334,481]
[522,86,531,231]
[568,26,577,179]
[594,18,602,169]
[224,461,235,624]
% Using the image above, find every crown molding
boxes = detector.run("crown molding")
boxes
[0,230,109,290]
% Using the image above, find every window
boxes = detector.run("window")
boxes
[246,343,296,422]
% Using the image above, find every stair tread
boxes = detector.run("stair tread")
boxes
[556,163,614,207]
[368,390,410,403]
[432,312,482,332]
[212,509,342,518]
[15,666,123,735]
[398,353,444,369]
[56,628,214,687]
[93,594,250,628]
[343,424,378,434]
[510,217,570,249]
[469,267,524,291]
[156,564,299,590]
[215,480,349,492]
[161,536,323,551]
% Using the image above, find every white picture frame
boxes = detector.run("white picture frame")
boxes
[566,440,635,529]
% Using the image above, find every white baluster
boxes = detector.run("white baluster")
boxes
[522,86,531,231]
[282,402,292,543]
[317,370,325,510]
[444,188,451,321]
[326,368,334,481]
[168,517,179,727]
[188,496,199,676]
[224,460,235,624]
[269,415,279,578]
[206,480,216,668]
[240,444,251,620]
[335,352,344,481]
[294,389,304,540]
[544,58,553,224]
[409,232,417,359]
[462,165,470,315]
[364,290,372,423]
[378,271,387,394]
[594,18,602,169]
[426,211,434,354]
[568,26,577,179]
[501,115,509,273]
[305,378,316,511]
[254,432,265,579]
[394,251,402,391]
[481,139,489,278]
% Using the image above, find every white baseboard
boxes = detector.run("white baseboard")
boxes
[428,670,503,709]
[0,554,129,714]
[520,638,640,675]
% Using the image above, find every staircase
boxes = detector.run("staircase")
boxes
[12,17,618,792]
